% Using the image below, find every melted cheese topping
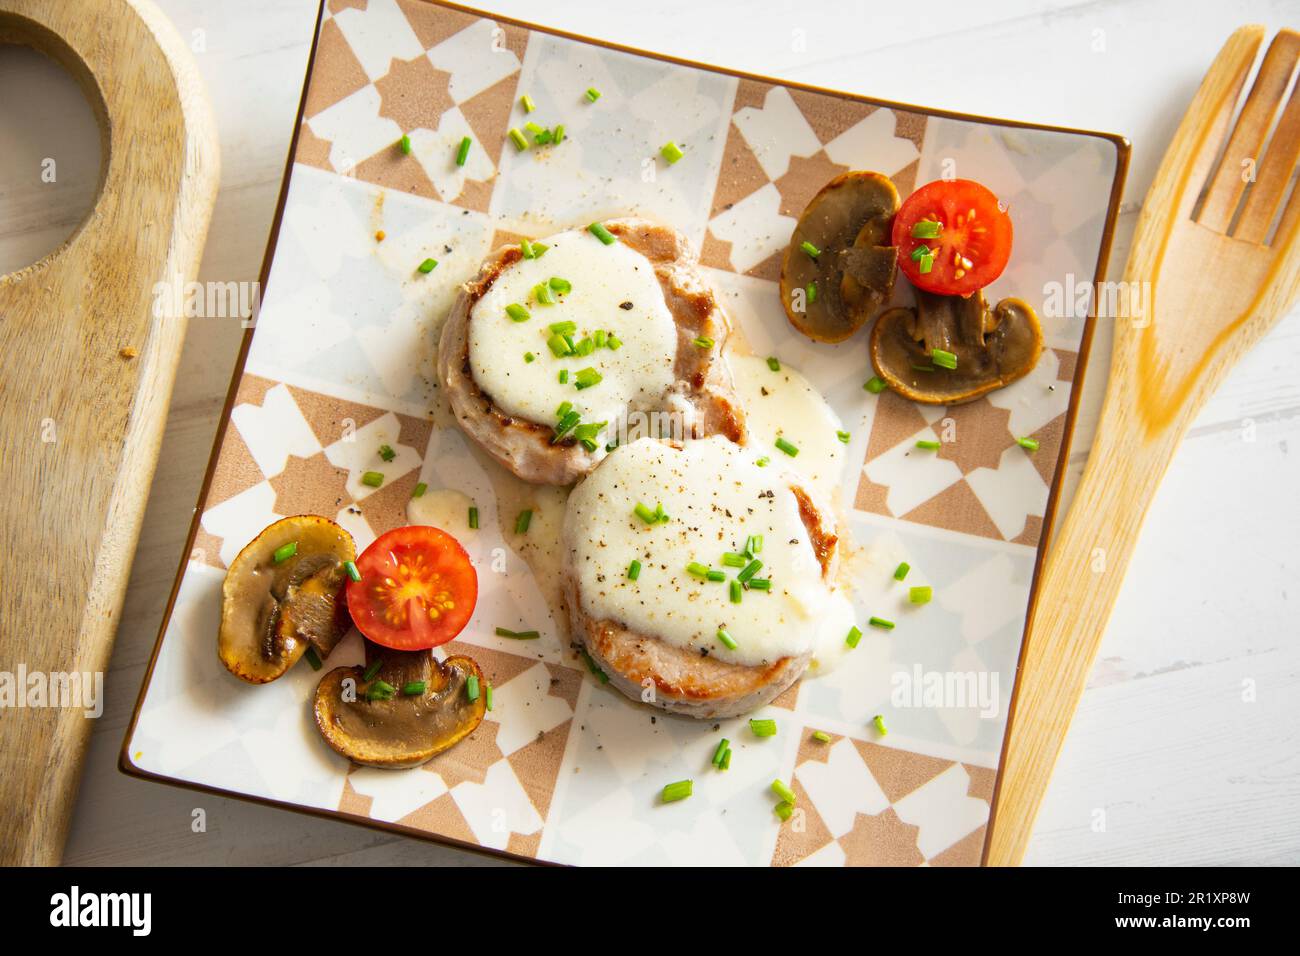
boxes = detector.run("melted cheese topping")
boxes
[467,229,677,441]
[563,435,844,668]
[730,354,846,500]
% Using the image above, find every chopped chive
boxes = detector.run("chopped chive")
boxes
[467,506,479,529]
[706,568,726,582]
[869,616,895,630]
[508,128,528,151]
[574,367,603,390]
[755,456,770,467]
[845,625,862,648]
[524,120,545,138]
[524,352,536,363]
[806,281,817,304]
[660,141,685,164]
[556,400,573,419]
[915,439,941,450]
[873,714,888,736]
[837,430,851,444]
[361,471,384,487]
[918,252,934,275]
[466,675,480,702]
[1018,436,1040,451]
[505,302,530,322]
[722,552,748,568]
[774,801,795,821]
[272,541,298,563]
[403,680,426,696]
[533,282,555,305]
[799,240,821,259]
[719,747,732,770]
[910,244,930,262]
[553,410,581,442]
[573,422,606,443]
[411,481,428,499]
[520,93,536,113]
[549,319,577,335]
[398,134,411,154]
[749,718,777,737]
[729,579,742,603]
[911,220,942,239]
[812,730,831,743]
[633,501,664,525]
[692,336,714,349]
[574,336,595,356]
[377,444,397,463]
[579,648,609,683]
[456,135,472,166]
[766,356,781,372]
[931,348,958,370]
[417,257,438,274]
[552,124,565,144]
[547,333,572,357]
[717,628,738,650]
[495,627,541,639]
[515,510,532,534]
[343,559,361,582]
[585,87,602,103]
[864,375,888,394]
[362,659,383,682]
[304,646,322,671]
[747,578,771,591]
[737,559,763,584]
[367,679,396,701]
[909,585,933,605]
[771,779,797,804]
[745,533,762,555]
[775,436,799,457]
[549,276,572,294]
[686,561,711,579]
[520,238,537,258]
[661,779,692,803]
[607,333,623,350]
[593,329,607,348]
[893,562,910,581]
[627,559,642,581]
[712,738,730,766]
[485,682,494,711]
[588,221,617,245]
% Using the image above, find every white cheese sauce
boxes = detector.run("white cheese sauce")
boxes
[467,228,677,445]
[729,354,846,501]
[563,435,848,668]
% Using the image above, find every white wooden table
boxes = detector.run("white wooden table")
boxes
[2,0,1296,866]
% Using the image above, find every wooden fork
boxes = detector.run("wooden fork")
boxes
[985,25,1300,866]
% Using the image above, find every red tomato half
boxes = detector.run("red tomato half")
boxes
[346,526,477,650]
[893,179,1013,297]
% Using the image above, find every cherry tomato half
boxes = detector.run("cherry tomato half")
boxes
[892,179,1013,297]
[346,526,477,650]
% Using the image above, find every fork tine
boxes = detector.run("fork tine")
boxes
[1271,160,1300,249]
[1198,29,1299,232]
[1236,45,1300,242]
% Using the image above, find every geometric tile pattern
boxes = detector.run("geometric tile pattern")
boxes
[128,0,1125,867]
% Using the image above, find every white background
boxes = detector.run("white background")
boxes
[0,0,1296,865]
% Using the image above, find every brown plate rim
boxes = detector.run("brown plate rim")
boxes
[118,0,1132,869]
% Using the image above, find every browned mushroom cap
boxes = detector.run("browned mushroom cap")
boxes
[780,171,900,343]
[313,645,486,769]
[219,515,356,684]
[869,288,1043,405]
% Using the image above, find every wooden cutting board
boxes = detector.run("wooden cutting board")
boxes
[0,0,219,865]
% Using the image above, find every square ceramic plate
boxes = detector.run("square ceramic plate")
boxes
[122,0,1128,866]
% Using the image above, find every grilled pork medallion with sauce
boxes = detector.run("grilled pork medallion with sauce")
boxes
[437,219,746,486]
[561,436,855,719]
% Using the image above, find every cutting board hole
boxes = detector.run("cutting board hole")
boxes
[0,43,104,276]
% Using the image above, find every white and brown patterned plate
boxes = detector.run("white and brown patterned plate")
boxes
[122,0,1128,866]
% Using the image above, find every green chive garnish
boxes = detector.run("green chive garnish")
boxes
[553,410,581,442]
[873,714,888,736]
[845,625,862,648]
[686,562,711,579]
[549,276,572,294]
[894,562,910,580]
[580,648,609,683]
[775,801,795,821]
[466,675,480,702]
[456,135,472,166]
[558,369,569,384]
[508,128,528,151]
[485,683,494,711]
[720,748,732,770]
[756,456,770,467]
[627,559,642,581]
[524,352,536,363]
[744,534,762,555]
[574,367,603,390]
[520,93,536,113]
[361,471,384,487]
[747,578,771,591]
[812,730,831,743]
[547,333,572,357]
[585,87,602,103]
[712,738,730,767]
[909,586,932,605]
[911,220,941,239]
[864,375,888,394]
[495,627,541,640]
[806,281,817,304]
[749,718,777,737]
[634,501,666,525]
[520,238,537,258]
[910,245,929,262]
[775,436,799,457]
[304,646,322,671]
[533,282,555,305]
[468,506,479,529]
[344,559,361,582]
[556,401,573,419]
[693,336,714,349]
[771,779,797,804]
[660,141,684,164]
[588,221,616,245]
[706,569,726,582]
[367,679,396,701]
[403,681,426,696]
[737,559,763,583]
[661,779,692,803]
[729,579,742,603]
[837,430,850,444]
[915,439,941,450]
[515,510,532,534]
[766,356,781,372]
[717,628,738,650]
[918,253,934,274]
[505,303,530,322]
[722,552,748,567]
[417,257,438,274]
[869,616,895,630]
[931,348,958,370]
[377,444,396,462]
[272,541,297,563]
[362,659,383,682]
[799,240,820,258]
[552,124,566,144]
[398,134,411,154]
[1018,437,1040,451]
